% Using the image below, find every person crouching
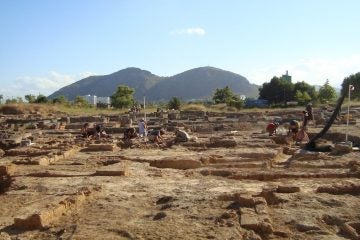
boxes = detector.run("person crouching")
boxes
[148,129,165,144]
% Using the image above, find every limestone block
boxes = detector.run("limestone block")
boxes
[241,210,273,235]
[255,203,268,215]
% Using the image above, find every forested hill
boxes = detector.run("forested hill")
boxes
[49,67,259,101]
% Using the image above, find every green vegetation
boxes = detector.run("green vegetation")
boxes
[2,71,358,115]
[74,96,91,108]
[318,80,337,103]
[213,86,244,110]
[341,72,360,99]
[259,75,336,106]
[167,97,181,110]
[25,94,49,103]
[110,85,135,109]
[259,76,294,104]
[295,90,312,105]
[52,95,69,105]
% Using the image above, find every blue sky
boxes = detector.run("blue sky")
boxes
[1,0,359,98]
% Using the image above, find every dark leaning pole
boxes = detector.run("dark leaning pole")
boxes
[306,91,347,150]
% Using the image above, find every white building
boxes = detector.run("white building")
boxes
[82,95,110,106]
[83,95,97,105]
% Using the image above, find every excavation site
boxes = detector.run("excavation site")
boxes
[0,104,359,240]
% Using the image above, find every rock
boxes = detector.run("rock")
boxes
[273,229,291,238]
[317,182,360,195]
[0,165,15,176]
[256,187,288,205]
[0,149,4,158]
[240,208,273,234]
[153,212,167,220]
[242,230,262,240]
[236,194,256,207]
[156,196,174,205]
[255,203,268,215]
[217,192,257,207]
[339,223,359,239]
[0,232,11,240]
[296,222,322,232]
[332,143,353,155]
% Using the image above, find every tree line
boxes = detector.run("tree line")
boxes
[0,72,358,110]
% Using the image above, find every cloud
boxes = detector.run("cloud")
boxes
[247,55,360,88]
[170,27,206,36]
[2,71,95,98]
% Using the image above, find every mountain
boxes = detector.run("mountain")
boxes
[49,67,164,101]
[49,67,259,101]
[146,67,258,101]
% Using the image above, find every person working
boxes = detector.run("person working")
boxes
[266,121,279,136]
[148,129,165,143]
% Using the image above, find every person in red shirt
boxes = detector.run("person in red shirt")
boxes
[266,122,279,136]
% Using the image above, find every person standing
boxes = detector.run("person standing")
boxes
[306,103,315,126]
[138,118,147,138]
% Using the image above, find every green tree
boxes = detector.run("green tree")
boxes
[110,85,135,109]
[213,86,244,110]
[6,98,19,104]
[35,94,48,103]
[318,80,337,103]
[294,90,312,105]
[74,96,91,108]
[52,95,69,105]
[213,86,236,104]
[25,94,37,103]
[259,77,294,104]
[227,98,245,110]
[293,81,317,102]
[167,97,181,110]
[0,94,3,104]
[341,72,360,99]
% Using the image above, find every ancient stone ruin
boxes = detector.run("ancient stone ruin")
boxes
[0,107,359,239]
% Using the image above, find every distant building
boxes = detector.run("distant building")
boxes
[82,95,110,107]
[83,95,97,105]
[281,70,292,82]
[239,95,246,101]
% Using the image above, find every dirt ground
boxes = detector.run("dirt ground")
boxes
[1,109,360,240]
